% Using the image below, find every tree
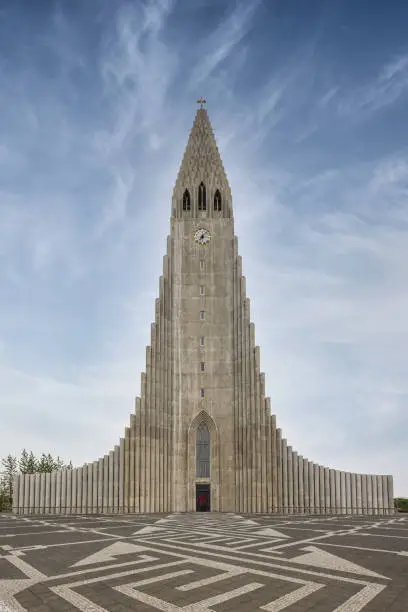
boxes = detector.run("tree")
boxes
[19,449,30,474]
[395,497,408,512]
[0,454,18,512]
[0,476,10,511]
[37,453,55,473]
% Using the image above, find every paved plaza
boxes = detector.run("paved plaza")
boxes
[0,513,407,611]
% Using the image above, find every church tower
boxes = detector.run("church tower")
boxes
[13,104,394,516]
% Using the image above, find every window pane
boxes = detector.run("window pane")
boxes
[196,424,210,478]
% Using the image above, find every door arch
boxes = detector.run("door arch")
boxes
[187,410,219,511]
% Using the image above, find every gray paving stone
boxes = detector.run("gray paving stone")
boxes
[0,513,407,611]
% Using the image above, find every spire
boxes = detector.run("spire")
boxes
[173,103,232,217]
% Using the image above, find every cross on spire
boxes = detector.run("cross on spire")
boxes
[197,97,207,108]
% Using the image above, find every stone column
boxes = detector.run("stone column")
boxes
[350,473,356,514]
[135,399,141,513]
[329,469,335,514]
[298,456,304,513]
[27,474,34,514]
[66,469,72,514]
[317,465,323,514]
[44,473,51,514]
[158,280,165,515]
[113,445,120,513]
[267,410,274,512]
[129,414,136,513]
[382,476,389,515]
[103,455,109,513]
[97,458,104,513]
[315,465,321,514]
[12,475,19,514]
[292,451,298,513]
[80,466,85,514]
[49,472,56,514]
[340,471,346,514]
[377,475,384,514]
[371,474,378,515]
[387,476,394,514]
[345,472,351,514]
[356,474,362,514]
[76,468,83,515]
[276,428,283,512]
[119,439,125,514]
[282,439,288,513]
[361,474,367,514]
[23,473,30,514]
[108,451,114,513]
[303,459,309,514]
[123,426,130,513]
[324,467,330,515]
[140,379,147,513]
[55,471,61,514]
[87,464,93,514]
[308,462,314,514]
[260,375,268,514]
[92,461,98,514]
[33,473,39,514]
[61,470,67,515]
[366,474,373,515]
[151,320,159,514]
[334,471,341,515]
[18,474,24,514]
[287,446,293,514]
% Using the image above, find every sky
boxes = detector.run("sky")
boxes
[0,0,407,496]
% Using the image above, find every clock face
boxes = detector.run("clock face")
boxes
[194,228,211,245]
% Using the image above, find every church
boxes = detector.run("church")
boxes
[13,104,394,515]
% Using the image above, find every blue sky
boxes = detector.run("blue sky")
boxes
[1,0,407,496]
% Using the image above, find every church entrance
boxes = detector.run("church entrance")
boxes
[196,483,210,512]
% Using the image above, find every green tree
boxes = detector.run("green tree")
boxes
[26,451,38,473]
[395,497,408,512]
[37,453,55,473]
[19,449,30,474]
[0,454,18,511]
[0,476,10,511]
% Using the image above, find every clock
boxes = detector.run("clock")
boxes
[194,228,211,245]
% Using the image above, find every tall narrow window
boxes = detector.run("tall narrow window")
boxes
[196,423,210,478]
[182,189,191,211]
[198,182,206,211]
[200,260,205,271]
[200,388,205,398]
[201,362,205,371]
[200,311,205,320]
[200,336,204,346]
[214,189,222,211]
[200,286,205,296]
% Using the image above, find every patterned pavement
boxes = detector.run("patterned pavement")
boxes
[0,512,407,611]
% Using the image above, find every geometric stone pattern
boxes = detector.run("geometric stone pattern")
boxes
[12,107,395,515]
[1,513,407,611]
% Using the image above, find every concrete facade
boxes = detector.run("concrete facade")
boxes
[13,107,394,515]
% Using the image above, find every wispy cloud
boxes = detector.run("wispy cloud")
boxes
[339,53,408,115]
[189,1,261,88]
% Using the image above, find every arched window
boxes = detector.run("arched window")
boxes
[196,423,210,478]
[198,182,206,211]
[214,189,222,211]
[182,189,191,211]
